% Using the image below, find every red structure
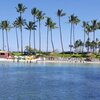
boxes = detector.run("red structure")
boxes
[0,51,12,59]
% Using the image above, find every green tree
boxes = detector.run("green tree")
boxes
[85,38,90,53]
[16,3,27,17]
[90,41,97,52]
[37,11,45,52]
[25,21,37,54]
[57,9,66,52]
[31,7,39,50]
[85,23,91,39]
[16,3,27,53]
[45,17,51,52]
[16,16,26,52]
[13,19,19,52]
[69,14,80,53]
[97,22,100,53]
[91,20,97,41]
[85,23,92,52]
[82,21,88,52]
[97,21,100,31]
[49,20,57,52]
[3,20,11,51]
[74,39,84,53]
[91,20,97,53]
[0,21,5,50]
[25,46,33,54]
[98,41,100,53]
[95,38,99,53]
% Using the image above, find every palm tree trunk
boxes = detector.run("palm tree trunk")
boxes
[72,24,75,45]
[15,27,19,52]
[29,30,31,54]
[2,29,5,51]
[50,29,54,52]
[6,30,9,52]
[20,13,23,53]
[87,32,89,53]
[88,33,89,40]
[83,30,86,52]
[20,26,23,53]
[33,16,36,50]
[29,30,31,48]
[59,17,64,52]
[20,12,22,18]
[99,46,100,54]
[93,31,95,42]
[93,31,95,53]
[39,20,41,52]
[46,27,49,52]
[70,23,73,53]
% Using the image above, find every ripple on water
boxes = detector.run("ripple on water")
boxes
[0,63,100,100]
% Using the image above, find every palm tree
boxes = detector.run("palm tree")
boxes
[91,20,97,41]
[16,16,26,52]
[25,21,37,54]
[45,17,51,52]
[0,21,5,51]
[31,7,39,50]
[82,21,88,52]
[97,22,100,53]
[97,21,100,30]
[16,3,27,17]
[69,14,80,53]
[85,23,92,52]
[85,38,90,53]
[98,41,100,53]
[16,3,27,53]
[85,23,91,39]
[95,38,99,52]
[90,41,97,52]
[3,20,11,52]
[57,9,66,52]
[37,10,45,52]
[74,39,83,53]
[74,40,79,52]
[90,20,97,53]
[50,21,57,52]
[91,20,97,53]
[13,19,19,52]
[79,40,84,53]
[25,46,34,54]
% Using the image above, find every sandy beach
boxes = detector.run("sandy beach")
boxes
[0,57,100,64]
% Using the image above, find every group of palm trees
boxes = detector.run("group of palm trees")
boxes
[0,3,100,54]
[81,20,100,53]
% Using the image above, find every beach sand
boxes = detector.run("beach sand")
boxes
[0,58,100,64]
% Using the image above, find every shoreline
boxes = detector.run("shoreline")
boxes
[0,58,100,64]
[37,60,100,64]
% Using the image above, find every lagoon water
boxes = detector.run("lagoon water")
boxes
[0,62,100,100]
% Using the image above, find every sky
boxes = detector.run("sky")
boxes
[0,0,100,52]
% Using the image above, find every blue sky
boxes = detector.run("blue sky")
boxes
[0,0,100,52]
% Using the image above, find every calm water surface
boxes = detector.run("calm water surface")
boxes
[0,62,100,100]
